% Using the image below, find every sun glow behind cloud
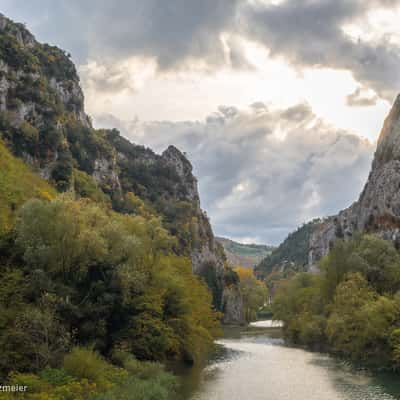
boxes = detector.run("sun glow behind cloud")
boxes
[342,5,400,47]
[82,36,390,143]
[3,0,397,243]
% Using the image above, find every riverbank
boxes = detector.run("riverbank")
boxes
[176,321,400,400]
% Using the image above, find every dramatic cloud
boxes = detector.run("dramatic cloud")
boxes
[3,0,400,99]
[95,103,374,244]
[346,87,379,107]
[1,0,393,243]
[1,0,244,68]
[243,0,400,100]
[79,59,157,94]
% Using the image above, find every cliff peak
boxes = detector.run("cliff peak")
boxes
[162,145,192,171]
[309,94,400,267]
[0,13,36,48]
[162,145,200,206]
[0,13,244,324]
[374,94,400,168]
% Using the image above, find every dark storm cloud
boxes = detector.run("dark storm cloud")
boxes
[0,0,391,243]
[88,0,244,69]
[1,0,400,100]
[2,0,399,98]
[1,0,243,68]
[243,0,400,100]
[95,104,374,244]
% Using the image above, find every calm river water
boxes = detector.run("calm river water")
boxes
[176,320,400,400]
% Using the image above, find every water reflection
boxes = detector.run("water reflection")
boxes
[250,320,283,328]
[177,321,400,400]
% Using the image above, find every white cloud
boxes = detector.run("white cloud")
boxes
[2,0,395,141]
[94,103,374,244]
[1,0,395,244]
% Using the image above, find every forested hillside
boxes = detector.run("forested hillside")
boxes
[0,12,245,318]
[272,95,400,371]
[255,219,321,280]
[0,13,242,399]
[273,234,400,369]
[216,237,274,268]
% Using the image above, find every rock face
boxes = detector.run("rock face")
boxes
[0,13,88,175]
[221,285,245,325]
[162,145,200,206]
[0,14,244,324]
[309,95,400,267]
[161,146,244,324]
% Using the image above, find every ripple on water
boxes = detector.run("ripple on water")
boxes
[186,325,400,400]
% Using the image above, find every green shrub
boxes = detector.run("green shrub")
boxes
[63,348,124,389]
[39,367,75,386]
[111,351,165,380]
[73,169,110,204]
[8,372,49,393]
[19,121,39,144]
[272,234,400,368]
[93,374,177,400]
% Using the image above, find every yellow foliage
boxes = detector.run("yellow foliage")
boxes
[0,140,56,236]
[40,191,54,201]
[123,191,154,218]
[235,266,268,322]
[235,266,255,280]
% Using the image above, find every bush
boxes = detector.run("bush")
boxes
[51,152,73,191]
[19,121,39,144]
[93,374,177,400]
[8,372,50,393]
[39,367,75,386]
[63,348,127,390]
[272,234,400,369]
[73,169,110,204]
[111,350,165,380]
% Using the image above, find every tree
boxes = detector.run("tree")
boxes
[320,235,400,301]
[235,267,268,322]
[326,273,400,365]
[16,299,70,370]
[272,272,325,344]
[12,196,220,369]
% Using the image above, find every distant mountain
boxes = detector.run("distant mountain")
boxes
[216,237,275,269]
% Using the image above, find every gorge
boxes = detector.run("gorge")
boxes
[2,6,400,400]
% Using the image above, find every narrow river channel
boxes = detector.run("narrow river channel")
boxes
[176,321,400,400]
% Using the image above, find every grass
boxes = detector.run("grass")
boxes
[0,140,56,235]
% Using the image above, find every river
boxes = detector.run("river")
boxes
[176,320,400,400]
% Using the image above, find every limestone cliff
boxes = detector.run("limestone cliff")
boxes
[309,95,400,267]
[0,14,244,324]
[161,145,244,323]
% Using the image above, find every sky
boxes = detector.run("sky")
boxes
[2,0,400,245]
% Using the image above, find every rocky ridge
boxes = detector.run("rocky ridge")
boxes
[0,14,244,324]
[309,95,400,267]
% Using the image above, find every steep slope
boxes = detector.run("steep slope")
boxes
[255,219,321,279]
[0,140,55,235]
[309,95,400,267]
[0,14,243,323]
[216,237,274,268]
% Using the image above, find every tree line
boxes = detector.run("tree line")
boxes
[272,234,400,369]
